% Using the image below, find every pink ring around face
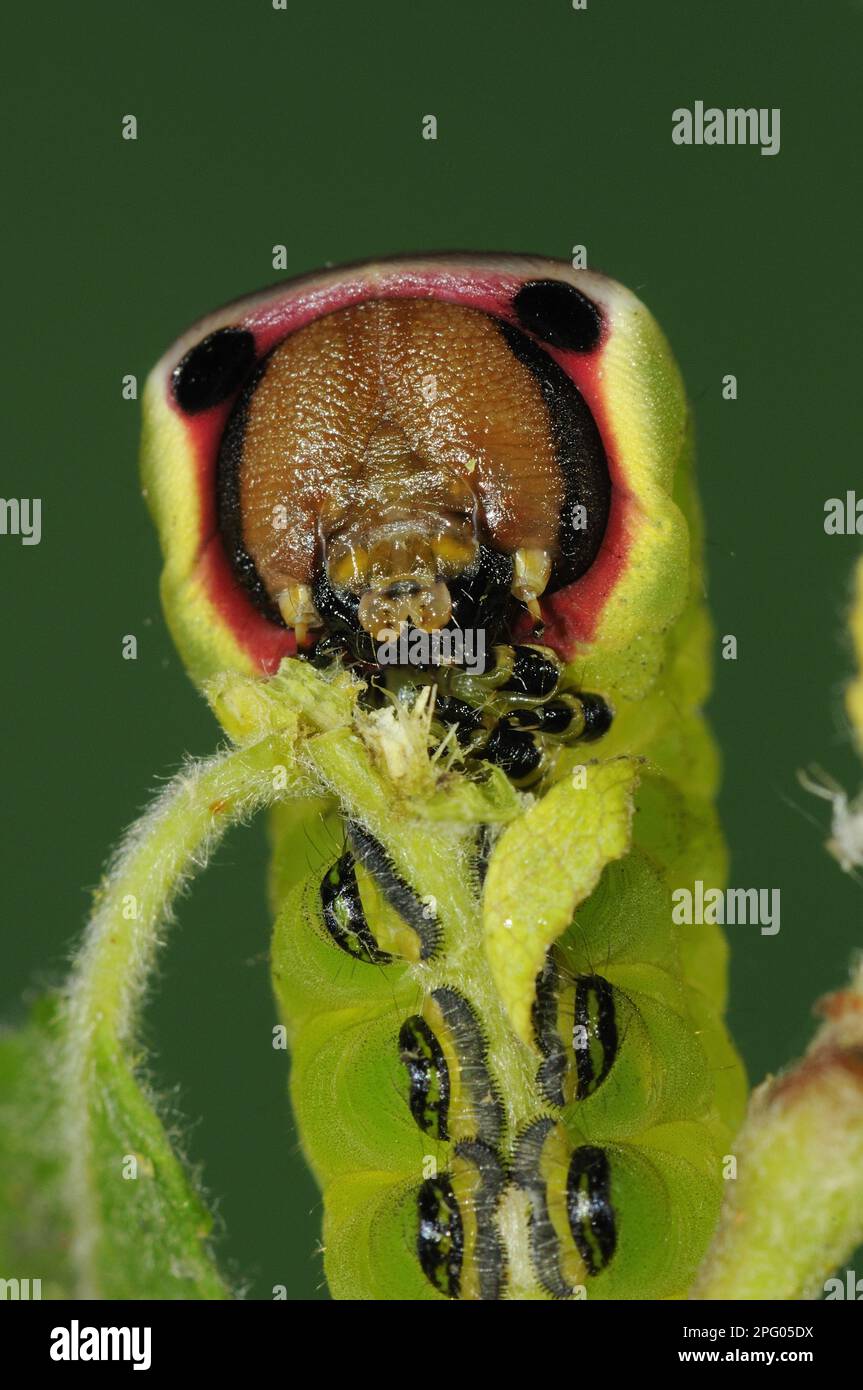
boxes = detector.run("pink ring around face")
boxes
[157,255,637,676]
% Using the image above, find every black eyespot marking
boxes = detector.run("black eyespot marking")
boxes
[172,327,257,414]
[566,1145,617,1275]
[399,1015,450,1140]
[319,852,392,964]
[513,279,602,354]
[573,975,618,1098]
[347,821,442,958]
[417,1174,463,1298]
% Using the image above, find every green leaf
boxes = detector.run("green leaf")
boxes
[483,757,642,1044]
[83,1026,230,1299]
[0,999,72,1297]
[0,996,229,1299]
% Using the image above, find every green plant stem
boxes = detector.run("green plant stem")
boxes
[60,732,313,1296]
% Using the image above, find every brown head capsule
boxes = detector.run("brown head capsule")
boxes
[150,256,679,684]
[216,293,610,659]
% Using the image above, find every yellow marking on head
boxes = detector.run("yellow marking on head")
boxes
[276,582,322,646]
[512,547,552,608]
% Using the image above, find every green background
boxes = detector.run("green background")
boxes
[2,0,861,1300]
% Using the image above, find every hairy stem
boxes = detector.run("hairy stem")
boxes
[60,731,313,1296]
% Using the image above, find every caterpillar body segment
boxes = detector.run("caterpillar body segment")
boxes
[266,739,741,1299]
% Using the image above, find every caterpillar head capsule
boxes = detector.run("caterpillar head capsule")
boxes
[143,255,688,689]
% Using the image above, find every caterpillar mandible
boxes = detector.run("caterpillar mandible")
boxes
[140,253,746,1300]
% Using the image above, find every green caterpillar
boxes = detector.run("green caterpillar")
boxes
[137,254,746,1300]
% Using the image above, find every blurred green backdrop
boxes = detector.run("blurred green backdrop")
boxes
[2,0,861,1299]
